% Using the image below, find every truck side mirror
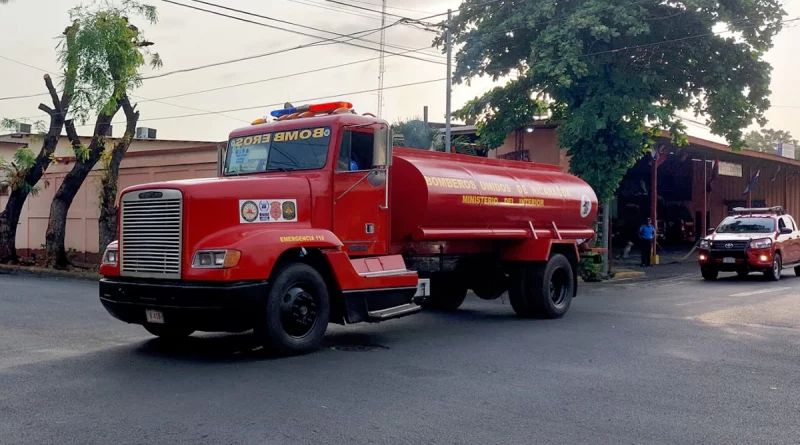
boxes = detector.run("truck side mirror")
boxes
[217,144,226,177]
[373,125,392,168]
[780,227,793,235]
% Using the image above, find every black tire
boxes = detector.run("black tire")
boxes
[736,270,749,278]
[795,265,800,277]
[420,273,468,311]
[508,254,574,319]
[701,267,718,281]
[143,324,194,339]
[255,263,330,355]
[765,254,782,281]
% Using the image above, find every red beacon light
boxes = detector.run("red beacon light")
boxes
[270,101,352,118]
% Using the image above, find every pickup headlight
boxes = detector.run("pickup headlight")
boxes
[749,238,772,249]
[192,250,241,269]
[698,239,710,249]
[102,247,118,265]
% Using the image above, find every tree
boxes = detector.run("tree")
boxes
[44,0,161,267]
[0,72,76,263]
[393,118,437,150]
[445,0,785,202]
[744,128,798,155]
[98,97,140,255]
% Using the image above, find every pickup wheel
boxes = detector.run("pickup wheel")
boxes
[765,254,782,281]
[143,324,194,340]
[701,267,718,281]
[508,254,574,319]
[420,273,468,311]
[255,263,330,355]
[795,266,800,277]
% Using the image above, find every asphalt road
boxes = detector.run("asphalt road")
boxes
[2,266,800,445]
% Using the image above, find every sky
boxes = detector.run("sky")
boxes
[0,0,799,144]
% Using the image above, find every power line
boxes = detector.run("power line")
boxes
[76,77,446,127]
[159,0,445,67]
[335,0,436,16]
[321,0,410,20]
[0,55,54,73]
[180,0,443,59]
[278,0,438,31]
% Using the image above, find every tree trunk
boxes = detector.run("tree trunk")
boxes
[45,106,120,267]
[99,96,139,254]
[0,74,71,263]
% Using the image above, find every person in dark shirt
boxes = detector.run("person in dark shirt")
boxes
[638,218,656,267]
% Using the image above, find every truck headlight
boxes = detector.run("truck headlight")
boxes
[102,248,118,265]
[749,238,772,249]
[192,250,241,268]
[698,239,710,249]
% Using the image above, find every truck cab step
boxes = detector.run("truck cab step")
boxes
[367,302,421,321]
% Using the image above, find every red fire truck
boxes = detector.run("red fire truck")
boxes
[99,101,599,354]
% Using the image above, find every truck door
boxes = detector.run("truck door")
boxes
[785,216,800,264]
[332,129,389,256]
[777,217,797,264]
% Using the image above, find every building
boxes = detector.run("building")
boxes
[0,129,221,261]
[490,123,800,248]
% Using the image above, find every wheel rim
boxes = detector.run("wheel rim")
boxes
[549,267,570,306]
[774,258,781,278]
[279,283,320,339]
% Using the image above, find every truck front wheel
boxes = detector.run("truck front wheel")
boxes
[765,254,782,281]
[420,273,468,311]
[701,267,718,281]
[255,263,331,355]
[508,254,574,319]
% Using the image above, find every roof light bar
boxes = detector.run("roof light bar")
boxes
[270,101,352,118]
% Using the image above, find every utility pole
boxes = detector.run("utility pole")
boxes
[445,8,452,153]
[377,0,387,118]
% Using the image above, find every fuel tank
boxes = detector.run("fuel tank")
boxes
[389,148,598,241]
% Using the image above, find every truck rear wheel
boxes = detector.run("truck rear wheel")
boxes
[508,254,574,319]
[255,263,330,355]
[143,324,194,340]
[420,273,468,311]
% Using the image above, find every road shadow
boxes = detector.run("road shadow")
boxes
[126,302,530,364]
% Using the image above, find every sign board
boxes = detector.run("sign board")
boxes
[718,161,742,177]
[777,143,795,159]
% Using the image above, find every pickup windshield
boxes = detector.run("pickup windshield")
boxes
[225,126,331,175]
[716,217,776,234]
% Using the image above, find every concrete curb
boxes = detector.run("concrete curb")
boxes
[612,270,646,280]
[0,264,100,281]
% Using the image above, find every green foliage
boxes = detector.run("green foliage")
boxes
[744,128,799,158]
[392,118,437,150]
[446,0,786,202]
[0,148,41,196]
[579,254,604,282]
[59,0,160,123]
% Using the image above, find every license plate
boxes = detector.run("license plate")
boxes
[145,309,164,324]
[414,278,431,298]
[723,257,736,264]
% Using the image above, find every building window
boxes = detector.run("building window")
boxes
[499,151,530,162]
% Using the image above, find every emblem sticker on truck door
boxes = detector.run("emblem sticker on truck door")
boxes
[239,199,298,223]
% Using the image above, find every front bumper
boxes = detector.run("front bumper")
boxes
[99,278,269,332]
[698,248,773,271]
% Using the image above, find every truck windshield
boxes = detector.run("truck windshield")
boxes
[716,217,775,234]
[225,126,331,175]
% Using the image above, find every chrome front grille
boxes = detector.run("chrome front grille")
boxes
[120,189,183,279]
